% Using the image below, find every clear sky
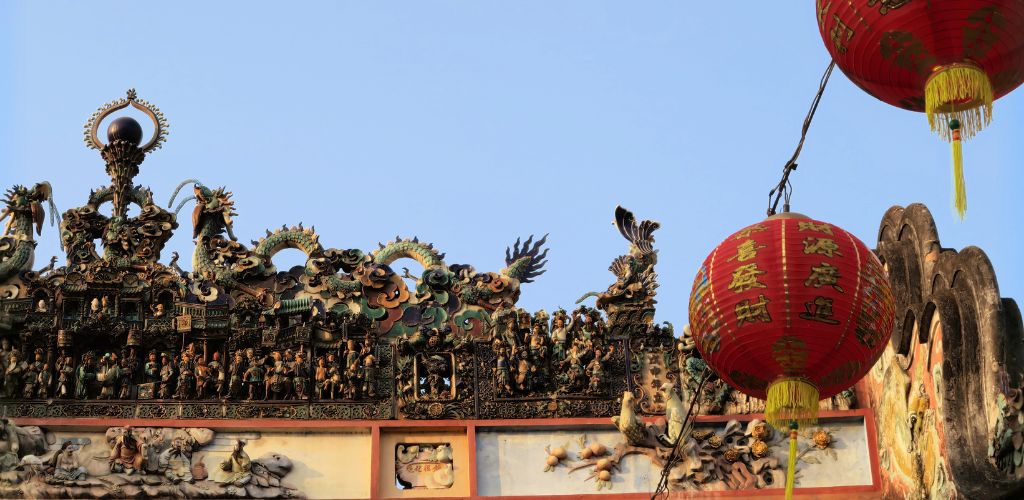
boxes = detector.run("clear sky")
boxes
[2,1,1021,322]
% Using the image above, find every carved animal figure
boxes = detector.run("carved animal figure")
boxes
[0,183,58,286]
[611,391,648,446]
[576,206,659,336]
[174,180,548,338]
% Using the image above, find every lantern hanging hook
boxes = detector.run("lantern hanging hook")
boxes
[768,60,835,216]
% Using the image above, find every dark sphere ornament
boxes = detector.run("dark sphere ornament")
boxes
[107,116,144,146]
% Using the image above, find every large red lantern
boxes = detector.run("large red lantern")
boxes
[688,213,895,428]
[816,1,1024,218]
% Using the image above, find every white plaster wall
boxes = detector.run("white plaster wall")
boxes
[476,426,659,496]
[774,418,874,488]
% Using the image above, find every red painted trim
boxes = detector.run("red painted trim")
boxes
[370,425,381,500]
[863,405,882,490]
[10,409,871,431]
[467,423,478,497]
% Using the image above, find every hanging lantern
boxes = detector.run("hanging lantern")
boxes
[688,213,895,425]
[816,1,1024,218]
[688,213,895,497]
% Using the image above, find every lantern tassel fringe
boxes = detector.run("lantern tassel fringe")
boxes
[786,423,799,500]
[765,378,819,429]
[952,130,966,219]
[925,63,993,141]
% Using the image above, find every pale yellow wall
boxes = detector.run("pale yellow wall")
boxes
[237,430,372,499]
[43,428,374,500]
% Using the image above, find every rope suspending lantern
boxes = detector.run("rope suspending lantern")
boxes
[767,60,835,216]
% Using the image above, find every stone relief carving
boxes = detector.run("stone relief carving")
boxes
[0,421,304,499]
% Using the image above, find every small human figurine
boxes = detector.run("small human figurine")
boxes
[108,426,144,475]
[3,351,24,399]
[550,310,569,362]
[425,355,449,398]
[38,362,52,399]
[36,299,48,313]
[208,352,224,398]
[586,346,615,394]
[282,349,295,399]
[158,353,175,399]
[151,303,166,318]
[343,341,360,399]
[314,356,328,399]
[143,351,160,384]
[493,346,513,396]
[361,350,377,398]
[194,356,210,399]
[228,351,246,399]
[117,358,133,400]
[49,441,87,481]
[244,351,264,401]
[74,354,97,399]
[561,355,586,393]
[98,353,121,399]
[22,349,44,399]
[56,356,74,398]
[326,353,341,399]
[265,351,284,400]
[218,439,252,487]
[89,297,101,318]
[174,352,195,400]
[514,348,531,393]
[293,351,309,400]
[158,436,193,483]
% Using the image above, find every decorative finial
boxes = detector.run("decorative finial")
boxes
[83,89,168,153]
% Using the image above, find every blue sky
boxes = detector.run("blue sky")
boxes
[2,1,1021,321]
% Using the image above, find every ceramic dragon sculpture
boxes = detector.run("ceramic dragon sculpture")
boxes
[173,180,548,338]
[0,183,59,293]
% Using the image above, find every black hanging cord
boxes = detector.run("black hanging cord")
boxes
[650,367,712,500]
[767,60,836,216]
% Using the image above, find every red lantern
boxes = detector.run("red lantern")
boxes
[816,1,1024,218]
[688,213,895,428]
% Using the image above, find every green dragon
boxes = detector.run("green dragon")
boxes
[171,180,547,337]
[0,183,58,286]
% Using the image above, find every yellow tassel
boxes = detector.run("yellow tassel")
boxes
[952,131,966,219]
[765,377,819,429]
[786,423,798,500]
[925,63,993,141]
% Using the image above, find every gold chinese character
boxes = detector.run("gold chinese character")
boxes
[805,262,844,292]
[817,0,832,25]
[802,237,842,257]
[799,296,841,325]
[727,239,767,262]
[797,221,833,235]
[728,263,767,293]
[733,224,768,240]
[830,14,854,54]
[735,294,771,327]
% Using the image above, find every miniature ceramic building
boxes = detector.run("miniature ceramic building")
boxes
[0,90,1021,498]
